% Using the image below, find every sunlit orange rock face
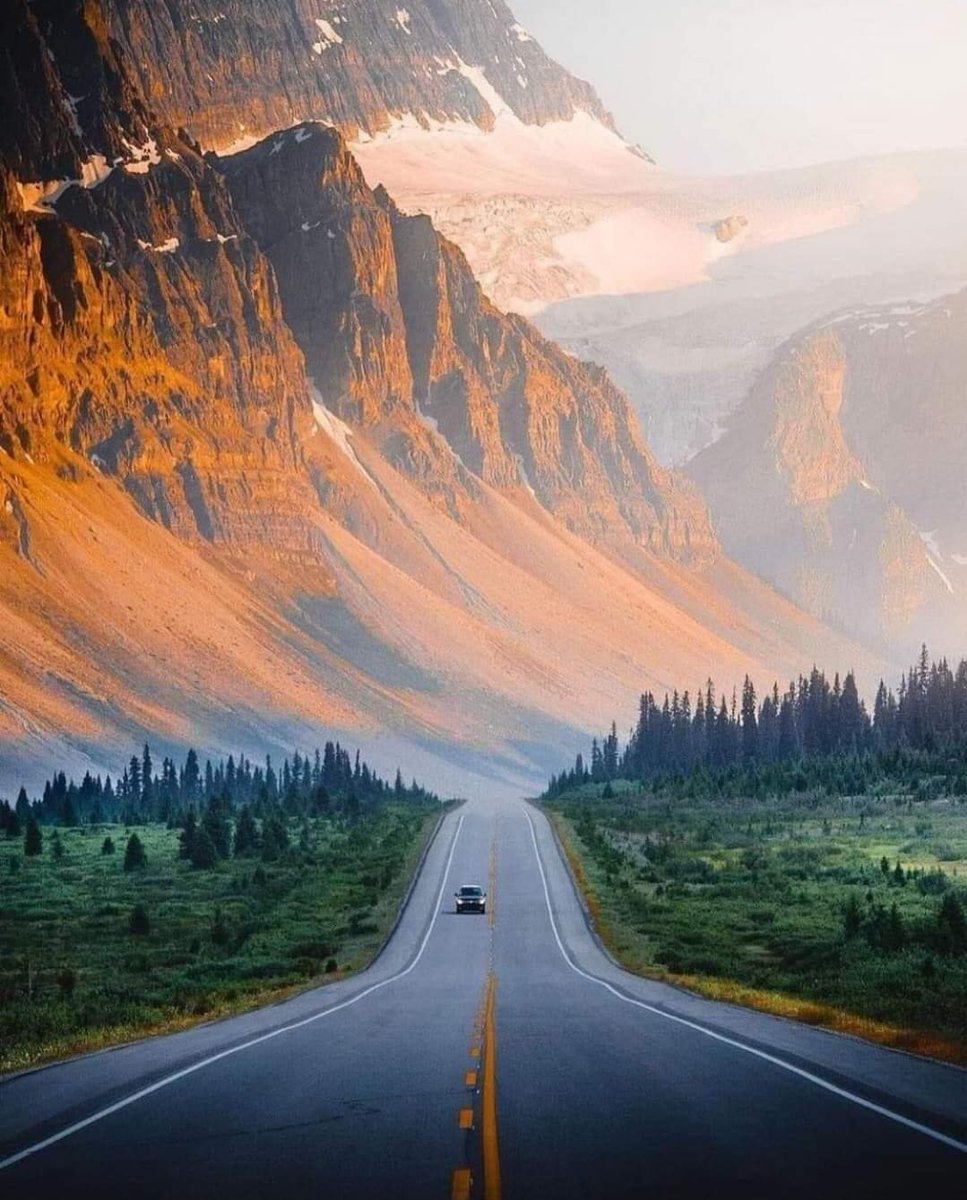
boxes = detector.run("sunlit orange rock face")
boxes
[0,0,880,796]
[217,125,715,568]
[690,299,967,653]
[98,0,616,150]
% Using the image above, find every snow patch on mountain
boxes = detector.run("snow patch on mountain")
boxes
[927,556,955,595]
[352,107,649,199]
[311,386,380,494]
[137,236,180,253]
[16,155,113,211]
[313,18,343,46]
[121,138,161,173]
[453,58,515,120]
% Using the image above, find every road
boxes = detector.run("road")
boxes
[2,799,965,1198]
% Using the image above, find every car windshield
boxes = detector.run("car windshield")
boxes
[459,886,483,896]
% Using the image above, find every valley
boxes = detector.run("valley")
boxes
[0,0,890,797]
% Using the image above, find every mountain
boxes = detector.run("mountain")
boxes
[689,291,967,652]
[90,0,658,315]
[214,124,712,567]
[0,0,880,797]
[101,0,616,149]
[535,148,967,466]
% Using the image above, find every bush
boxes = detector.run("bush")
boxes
[23,818,42,857]
[101,836,116,855]
[935,892,967,955]
[211,906,229,946]
[128,903,150,936]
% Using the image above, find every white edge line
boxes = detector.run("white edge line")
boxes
[524,810,967,1156]
[0,813,466,1172]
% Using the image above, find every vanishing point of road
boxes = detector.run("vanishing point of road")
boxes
[2,799,965,1198]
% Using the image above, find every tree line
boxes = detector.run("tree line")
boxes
[546,648,967,798]
[0,740,437,836]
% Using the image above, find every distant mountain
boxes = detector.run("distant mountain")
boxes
[0,0,878,795]
[689,291,967,653]
[535,148,967,466]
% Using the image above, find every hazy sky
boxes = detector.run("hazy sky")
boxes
[511,0,967,173]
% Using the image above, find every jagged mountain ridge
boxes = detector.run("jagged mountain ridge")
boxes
[689,292,967,652]
[0,0,881,795]
[215,124,713,565]
[100,0,615,150]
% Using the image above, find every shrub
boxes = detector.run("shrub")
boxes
[23,818,42,857]
[128,903,150,936]
[211,905,229,946]
[101,836,116,855]
[123,833,148,872]
[935,892,967,955]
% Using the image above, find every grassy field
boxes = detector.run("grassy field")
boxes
[546,783,967,1062]
[0,804,441,1072]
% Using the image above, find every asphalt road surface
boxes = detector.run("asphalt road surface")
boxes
[2,799,965,1199]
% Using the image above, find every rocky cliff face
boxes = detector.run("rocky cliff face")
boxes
[0,145,331,565]
[689,298,967,651]
[216,124,714,564]
[99,0,614,151]
[1,0,156,185]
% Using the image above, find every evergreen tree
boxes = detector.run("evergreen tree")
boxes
[202,795,232,859]
[128,903,150,936]
[843,894,863,940]
[183,748,200,803]
[189,827,218,869]
[741,677,758,763]
[935,892,967,955]
[233,805,258,857]
[178,810,198,860]
[885,903,905,951]
[141,744,153,813]
[123,832,147,872]
[24,817,42,857]
[62,794,77,827]
[101,836,116,855]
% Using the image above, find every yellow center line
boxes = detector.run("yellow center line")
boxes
[454,832,500,1200]
[451,1166,472,1200]
[482,972,502,1200]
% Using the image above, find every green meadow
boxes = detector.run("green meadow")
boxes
[547,784,967,1061]
[0,806,439,1071]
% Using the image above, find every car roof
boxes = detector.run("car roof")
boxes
[458,884,484,892]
